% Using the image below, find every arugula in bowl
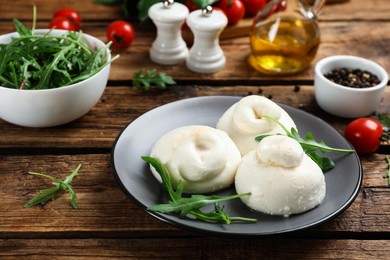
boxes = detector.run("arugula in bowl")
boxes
[0,14,115,90]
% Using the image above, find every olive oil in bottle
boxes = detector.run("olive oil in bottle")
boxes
[249,16,320,75]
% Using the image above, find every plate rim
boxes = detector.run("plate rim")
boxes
[111,95,363,236]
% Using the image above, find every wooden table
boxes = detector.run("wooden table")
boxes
[1,0,389,258]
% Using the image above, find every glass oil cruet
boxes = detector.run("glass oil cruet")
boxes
[248,0,326,75]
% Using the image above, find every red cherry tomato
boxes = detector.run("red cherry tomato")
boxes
[241,0,267,17]
[212,7,227,16]
[277,0,287,11]
[184,1,198,11]
[48,16,78,31]
[53,8,81,29]
[344,118,383,154]
[218,0,246,25]
[106,20,135,48]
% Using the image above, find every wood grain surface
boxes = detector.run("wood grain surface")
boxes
[0,0,389,259]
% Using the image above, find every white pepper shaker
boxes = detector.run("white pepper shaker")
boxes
[148,0,189,65]
[186,7,228,73]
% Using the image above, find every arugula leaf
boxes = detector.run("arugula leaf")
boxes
[142,156,257,224]
[137,0,161,22]
[305,151,335,172]
[188,204,253,224]
[256,116,354,172]
[191,0,220,8]
[147,193,251,218]
[132,69,176,91]
[378,113,390,127]
[142,156,183,201]
[13,18,32,37]
[24,164,81,208]
[34,44,75,89]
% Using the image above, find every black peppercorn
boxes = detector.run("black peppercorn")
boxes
[324,68,380,88]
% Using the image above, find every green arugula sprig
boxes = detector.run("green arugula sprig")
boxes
[24,164,81,209]
[142,156,257,224]
[132,69,176,91]
[378,113,390,127]
[255,116,354,172]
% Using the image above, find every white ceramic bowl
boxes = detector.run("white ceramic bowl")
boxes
[0,29,111,127]
[314,55,388,118]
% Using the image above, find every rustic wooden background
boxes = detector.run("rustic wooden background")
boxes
[0,0,390,258]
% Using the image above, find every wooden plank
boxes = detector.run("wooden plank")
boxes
[0,153,388,236]
[1,85,389,149]
[0,0,125,21]
[0,0,388,21]
[0,0,388,258]
[0,238,390,259]
[320,0,390,21]
[58,22,388,82]
[0,154,179,237]
[1,14,389,81]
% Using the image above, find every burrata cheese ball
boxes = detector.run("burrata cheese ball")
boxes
[235,135,326,216]
[216,95,296,156]
[150,125,241,194]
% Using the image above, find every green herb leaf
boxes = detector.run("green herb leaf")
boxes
[187,0,220,8]
[147,193,251,217]
[132,69,176,91]
[256,116,354,172]
[305,151,335,172]
[24,164,81,208]
[137,0,161,22]
[23,186,64,208]
[378,113,390,127]
[299,131,353,154]
[142,156,257,224]
[142,156,182,201]
[13,18,32,37]
[179,203,255,224]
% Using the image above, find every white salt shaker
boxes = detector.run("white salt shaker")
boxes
[186,6,228,73]
[148,0,189,65]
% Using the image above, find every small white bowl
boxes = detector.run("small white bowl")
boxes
[314,55,388,118]
[0,29,111,127]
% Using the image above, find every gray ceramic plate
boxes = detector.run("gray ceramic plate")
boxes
[111,96,362,236]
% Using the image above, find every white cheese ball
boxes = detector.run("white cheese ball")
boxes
[216,95,296,156]
[150,125,241,194]
[235,135,326,216]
